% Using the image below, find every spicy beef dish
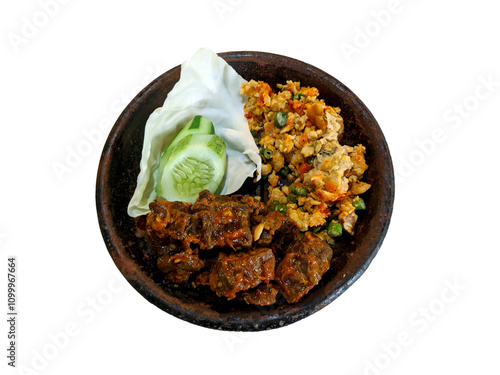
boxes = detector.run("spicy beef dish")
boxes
[139,79,371,306]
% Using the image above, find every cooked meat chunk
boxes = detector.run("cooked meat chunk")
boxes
[253,210,299,249]
[193,190,268,216]
[192,191,269,250]
[192,205,253,250]
[276,232,333,303]
[191,189,233,211]
[157,248,205,284]
[238,283,279,306]
[146,199,195,247]
[209,248,275,300]
[163,269,192,284]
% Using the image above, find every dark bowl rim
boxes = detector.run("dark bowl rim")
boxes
[96,50,395,331]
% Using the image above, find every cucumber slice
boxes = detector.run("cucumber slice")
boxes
[156,116,215,196]
[162,115,215,162]
[158,134,227,202]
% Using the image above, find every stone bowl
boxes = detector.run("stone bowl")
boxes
[96,51,395,331]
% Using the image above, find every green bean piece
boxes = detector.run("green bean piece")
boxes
[274,111,288,128]
[269,200,286,214]
[293,93,306,102]
[296,186,309,196]
[259,146,273,160]
[290,184,309,196]
[276,204,287,214]
[352,197,366,211]
[279,165,290,176]
[269,200,279,211]
[288,193,298,204]
[327,221,343,238]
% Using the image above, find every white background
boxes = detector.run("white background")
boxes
[2,0,499,374]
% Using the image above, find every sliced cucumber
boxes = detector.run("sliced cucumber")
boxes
[156,116,215,196]
[157,134,227,202]
[162,115,215,162]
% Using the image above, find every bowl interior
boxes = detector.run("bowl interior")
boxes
[96,51,394,331]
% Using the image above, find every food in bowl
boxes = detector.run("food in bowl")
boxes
[134,76,371,305]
